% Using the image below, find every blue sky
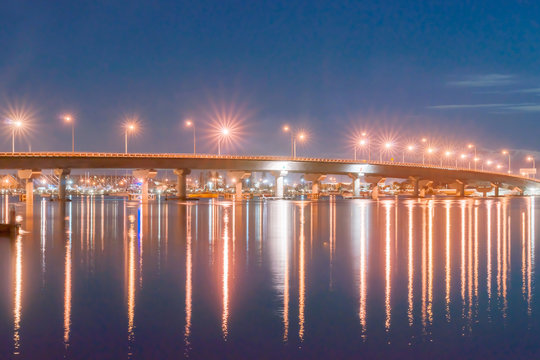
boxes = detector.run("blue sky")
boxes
[1,1,540,164]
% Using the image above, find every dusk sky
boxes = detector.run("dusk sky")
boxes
[2,1,540,160]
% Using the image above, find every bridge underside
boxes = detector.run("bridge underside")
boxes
[1,152,538,201]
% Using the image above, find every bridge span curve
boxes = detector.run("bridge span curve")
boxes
[0,152,538,200]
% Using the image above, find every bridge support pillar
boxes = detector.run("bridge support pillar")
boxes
[491,182,500,197]
[348,174,361,197]
[364,176,385,200]
[410,177,420,197]
[133,169,157,203]
[455,180,466,197]
[305,174,326,199]
[476,186,493,197]
[18,169,41,206]
[228,172,251,201]
[272,171,288,198]
[54,169,71,201]
[174,169,191,200]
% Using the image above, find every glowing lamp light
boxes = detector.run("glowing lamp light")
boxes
[283,125,290,132]
[460,154,467,159]
[407,145,414,151]
[385,142,392,149]
[427,148,434,154]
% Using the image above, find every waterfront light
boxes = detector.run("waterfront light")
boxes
[218,127,231,156]
[8,119,24,153]
[501,150,511,173]
[185,119,196,154]
[527,156,536,178]
[124,122,137,154]
[468,144,477,170]
[63,115,75,152]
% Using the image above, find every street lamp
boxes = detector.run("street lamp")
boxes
[294,132,306,158]
[460,153,468,169]
[501,150,511,173]
[124,123,136,154]
[443,150,452,166]
[421,138,428,164]
[403,145,414,163]
[218,127,230,156]
[185,119,196,154]
[380,142,393,162]
[64,115,75,152]
[426,147,435,165]
[282,125,294,157]
[9,119,23,153]
[468,144,477,170]
[527,156,536,178]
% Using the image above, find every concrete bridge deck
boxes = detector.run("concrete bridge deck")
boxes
[1,152,539,200]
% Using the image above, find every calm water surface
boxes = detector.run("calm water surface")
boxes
[0,196,539,359]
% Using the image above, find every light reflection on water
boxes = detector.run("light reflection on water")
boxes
[0,196,538,358]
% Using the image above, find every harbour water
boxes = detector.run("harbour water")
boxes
[0,196,538,359]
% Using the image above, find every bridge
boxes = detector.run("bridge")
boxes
[1,152,539,203]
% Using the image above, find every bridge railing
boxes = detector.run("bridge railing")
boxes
[0,151,535,182]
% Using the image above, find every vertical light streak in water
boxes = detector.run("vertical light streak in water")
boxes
[184,205,192,351]
[407,202,414,327]
[474,204,479,308]
[64,202,73,348]
[13,235,22,356]
[467,201,473,325]
[40,198,47,286]
[298,204,306,342]
[496,202,501,299]
[522,211,526,302]
[222,207,230,340]
[280,202,290,342]
[486,201,492,312]
[460,200,466,319]
[527,198,534,315]
[502,201,508,316]
[127,220,136,357]
[421,201,427,332]
[384,201,392,334]
[138,204,143,289]
[359,202,368,336]
[329,198,336,290]
[101,197,105,252]
[445,202,451,321]
[427,200,433,326]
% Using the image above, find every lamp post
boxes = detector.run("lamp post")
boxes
[361,132,370,161]
[502,150,511,173]
[185,120,196,154]
[282,125,294,157]
[403,145,414,163]
[527,156,536,178]
[380,142,392,162]
[426,147,434,165]
[64,116,75,152]
[218,127,230,156]
[421,138,428,164]
[294,132,306,158]
[9,120,23,153]
[125,123,136,154]
[468,144,477,170]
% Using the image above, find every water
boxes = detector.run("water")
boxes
[0,196,539,359]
